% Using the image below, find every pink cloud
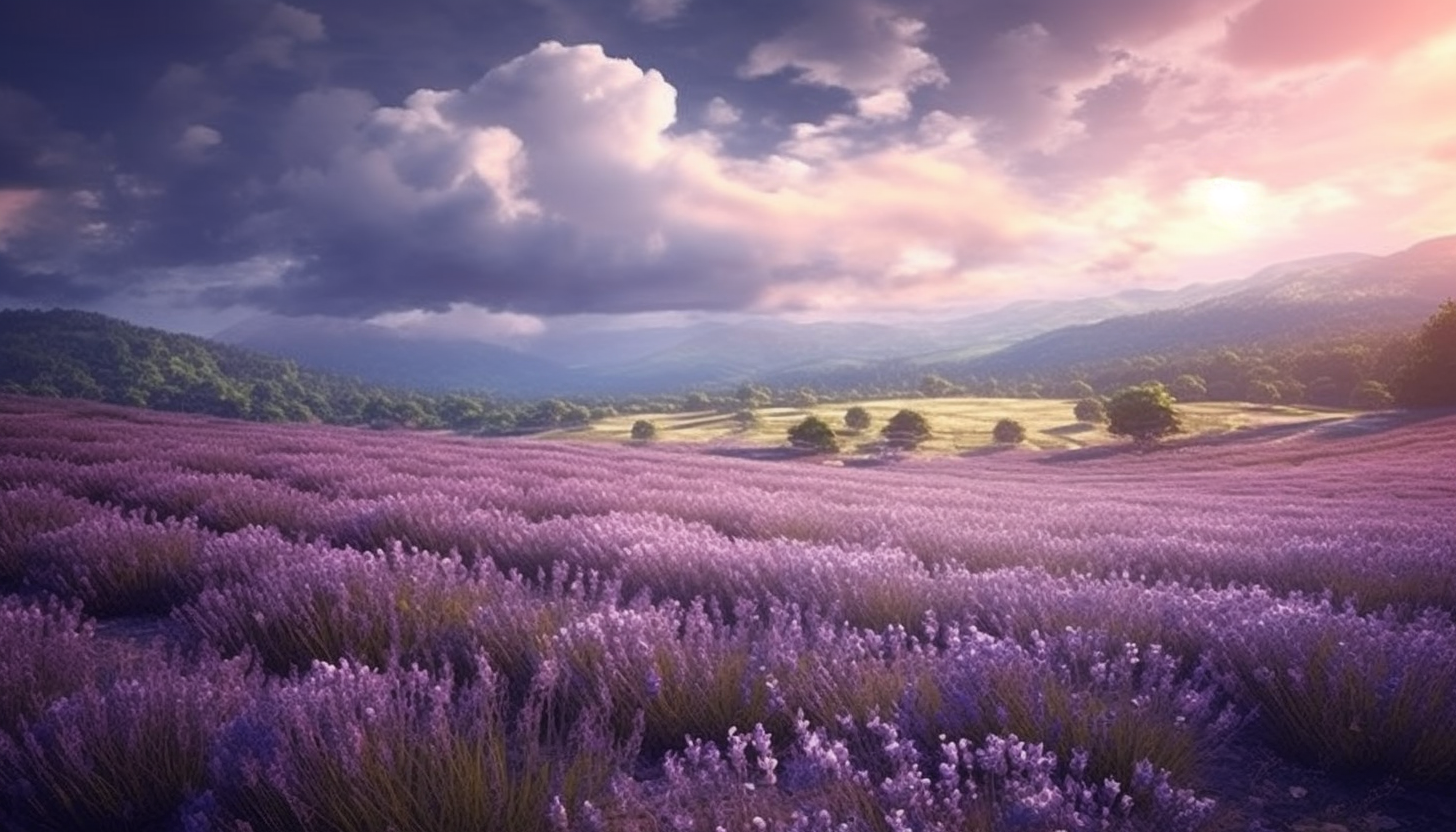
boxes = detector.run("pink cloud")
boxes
[1223,0,1456,68]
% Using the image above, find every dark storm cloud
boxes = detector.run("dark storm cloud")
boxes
[2,0,1452,323]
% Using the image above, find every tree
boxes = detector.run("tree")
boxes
[1245,380,1281,405]
[1066,379,1096,399]
[788,416,839,453]
[683,391,713,411]
[992,418,1026,444]
[918,374,957,398]
[630,419,658,441]
[1073,397,1107,424]
[1106,383,1181,445]
[731,409,760,429]
[881,409,932,450]
[844,406,872,432]
[1169,374,1207,402]
[1349,380,1393,410]
[736,383,771,409]
[1394,300,1456,407]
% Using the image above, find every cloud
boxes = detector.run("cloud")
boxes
[703,96,741,127]
[219,40,1040,318]
[1222,0,1456,68]
[630,0,690,24]
[740,0,946,120]
[370,302,547,343]
[226,2,326,71]
[175,124,223,161]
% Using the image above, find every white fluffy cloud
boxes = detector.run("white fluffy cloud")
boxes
[256,40,1037,317]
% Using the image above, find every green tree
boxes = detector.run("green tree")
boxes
[1073,397,1107,424]
[1106,383,1182,445]
[1394,300,1456,407]
[992,418,1026,444]
[1066,379,1096,399]
[881,409,932,450]
[844,406,872,432]
[630,419,658,441]
[683,391,713,411]
[788,416,839,453]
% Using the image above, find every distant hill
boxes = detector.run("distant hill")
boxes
[0,309,448,425]
[215,315,577,396]
[214,246,1413,396]
[937,237,1455,380]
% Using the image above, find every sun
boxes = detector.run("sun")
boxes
[1188,176,1265,223]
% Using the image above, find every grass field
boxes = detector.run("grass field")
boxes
[553,397,1360,454]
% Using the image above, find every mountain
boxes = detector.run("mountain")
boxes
[216,315,578,396]
[929,237,1455,379]
[213,248,1395,395]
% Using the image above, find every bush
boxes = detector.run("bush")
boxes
[1106,383,1181,445]
[788,417,839,454]
[1073,398,1107,424]
[992,418,1026,445]
[844,406,872,432]
[630,419,658,441]
[881,409,932,450]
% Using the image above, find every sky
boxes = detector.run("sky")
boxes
[2,0,1455,342]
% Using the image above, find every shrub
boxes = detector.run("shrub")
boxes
[843,406,872,432]
[0,598,98,732]
[26,512,213,617]
[0,485,107,583]
[1106,383,1181,445]
[630,419,658,441]
[788,416,839,454]
[1073,397,1107,424]
[211,661,614,832]
[181,538,494,675]
[0,658,254,832]
[881,409,932,450]
[992,418,1026,444]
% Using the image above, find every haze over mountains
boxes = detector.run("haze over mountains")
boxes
[215,237,1456,397]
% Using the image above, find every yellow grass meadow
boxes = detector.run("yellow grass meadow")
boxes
[548,397,1358,454]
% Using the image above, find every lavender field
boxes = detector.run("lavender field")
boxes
[2,394,1454,832]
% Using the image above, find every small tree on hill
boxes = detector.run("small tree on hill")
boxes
[732,409,760,429]
[992,418,1026,444]
[630,419,658,441]
[788,416,839,453]
[1073,397,1107,424]
[882,409,932,450]
[1106,383,1181,445]
[844,406,872,432]
[1394,300,1456,407]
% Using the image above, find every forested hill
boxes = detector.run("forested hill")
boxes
[0,309,464,427]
